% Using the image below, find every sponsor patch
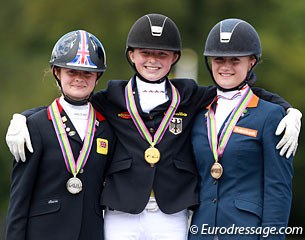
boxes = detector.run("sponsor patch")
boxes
[118,112,131,119]
[174,111,187,117]
[233,126,258,138]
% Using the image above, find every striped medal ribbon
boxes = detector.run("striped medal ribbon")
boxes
[207,86,254,179]
[125,80,180,167]
[48,99,96,194]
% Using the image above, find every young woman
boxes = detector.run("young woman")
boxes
[5,30,116,240]
[189,18,294,240]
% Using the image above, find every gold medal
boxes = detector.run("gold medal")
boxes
[210,162,223,179]
[144,147,160,167]
[66,177,82,194]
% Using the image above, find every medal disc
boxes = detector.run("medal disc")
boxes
[144,147,160,166]
[210,162,223,179]
[66,177,82,194]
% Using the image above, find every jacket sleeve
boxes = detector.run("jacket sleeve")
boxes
[261,105,293,240]
[6,117,43,240]
[252,87,292,110]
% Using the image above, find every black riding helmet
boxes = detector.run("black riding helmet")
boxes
[126,14,182,82]
[50,30,107,105]
[204,18,262,91]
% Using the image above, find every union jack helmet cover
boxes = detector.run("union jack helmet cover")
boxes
[50,30,107,72]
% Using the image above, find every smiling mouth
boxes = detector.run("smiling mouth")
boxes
[72,85,86,89]
[220,73,233,77]
[145,66,160,70]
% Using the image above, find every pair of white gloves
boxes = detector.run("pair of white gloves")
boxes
[6,108,302,162]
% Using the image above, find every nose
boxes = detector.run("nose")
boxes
[75,74,85,82]
[147,55,157,63]
[220,60,233,71]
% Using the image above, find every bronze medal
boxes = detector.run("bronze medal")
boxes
[210,162,223,179]
[66,177,83,194]
[144,147,160,167]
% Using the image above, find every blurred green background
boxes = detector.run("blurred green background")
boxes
[0,0,304,239]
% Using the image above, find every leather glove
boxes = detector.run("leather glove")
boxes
[6,114,33,162]
[276,108,302,158]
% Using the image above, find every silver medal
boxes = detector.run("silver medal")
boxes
[66,177,82,194]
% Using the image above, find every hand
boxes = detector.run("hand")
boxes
[6,114,33,162]
[276,108,302,158]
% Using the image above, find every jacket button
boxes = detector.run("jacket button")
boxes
[149,115,153,120]
[212,198,217,203]
[213,180,218,185]
[149,128,155,134]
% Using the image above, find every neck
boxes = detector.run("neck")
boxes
[63,94,90,106]
[135,73,167,84]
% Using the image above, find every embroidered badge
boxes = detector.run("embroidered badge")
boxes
[169,117,182,135]
[175,111,187,117]
[96,138,108,155]
[233,126,258,138]
[118,112,131,119]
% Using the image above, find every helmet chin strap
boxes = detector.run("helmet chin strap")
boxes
[135,72,167,84]
[53,69,94,106]
[63,94,90,106]
[125,49,178,84]
[214,78,248,92]
[205,56,255,92]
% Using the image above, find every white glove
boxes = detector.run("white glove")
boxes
[275,108,302,158]
[6,113,33,162]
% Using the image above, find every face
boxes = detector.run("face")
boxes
[55,68,98,101]
[129,48,179,81]
[210,56,256,89]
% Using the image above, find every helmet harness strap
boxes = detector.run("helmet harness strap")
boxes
[205,56,258,92]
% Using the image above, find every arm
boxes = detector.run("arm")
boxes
[252,87,302,158]
[6,117,42,240]
[252,87,291,110]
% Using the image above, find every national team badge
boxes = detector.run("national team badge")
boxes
[169,117,182,135]
[96,138,108,155]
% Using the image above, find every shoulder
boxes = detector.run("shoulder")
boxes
[170,78,198,89]
[107,79,129,89]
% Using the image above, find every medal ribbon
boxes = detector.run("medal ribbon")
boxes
[207,86,254,162]
[125,79,180,147]
[49,99,96,176]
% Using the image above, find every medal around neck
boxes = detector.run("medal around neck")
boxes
[144,146,160,167]
[207,87,254,180]
[210,162,223,179]
[66,176,83,194]
[48,99,96,195]
[125,79,180,168]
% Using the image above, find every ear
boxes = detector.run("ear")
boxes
[173,53,179,63]
[248,57,257,71]
[128,50,135,63]
[54,68,61,80]
[251,57,257,67]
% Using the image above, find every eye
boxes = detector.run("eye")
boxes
[67,69,77,75]
[231,57,240,63]
[83,71,95,77]
[158,51,168,57]
[139,50,150,55]
[213,57,224,63]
